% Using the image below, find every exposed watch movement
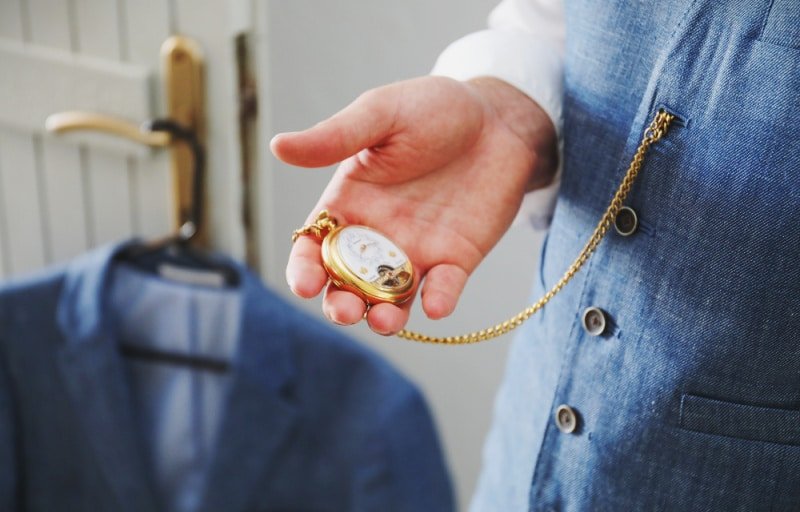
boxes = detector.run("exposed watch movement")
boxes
[321,225,414,305]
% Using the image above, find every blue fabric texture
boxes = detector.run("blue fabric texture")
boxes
[472,1,800,511]
[0,241,454,512]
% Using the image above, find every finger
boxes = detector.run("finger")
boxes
[367,300,412,336]
[420,263,469,320]
[322,283,367,325]
[286,235,328,299]
[270,86,398,168]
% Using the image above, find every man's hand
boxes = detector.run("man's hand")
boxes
[271,76,557,335]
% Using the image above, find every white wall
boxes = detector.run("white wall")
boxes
[255,1,545,508]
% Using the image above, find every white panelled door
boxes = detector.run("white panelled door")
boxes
[0,0,251,280]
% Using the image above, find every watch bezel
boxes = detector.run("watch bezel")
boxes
[321,225,415,305]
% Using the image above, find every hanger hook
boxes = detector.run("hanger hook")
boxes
[141,119,205,243]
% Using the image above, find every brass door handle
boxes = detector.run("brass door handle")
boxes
[45,111,171,147]
[42,35,208,247]
[46,114,206,246]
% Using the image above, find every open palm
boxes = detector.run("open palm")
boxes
[271,76,556,335]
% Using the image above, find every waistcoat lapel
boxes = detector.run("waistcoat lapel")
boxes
[56,242,160,512]
[198,273,298,512]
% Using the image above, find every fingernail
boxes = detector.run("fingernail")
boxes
[322,305,345,326]
[328,314,346,326]
[369,323,394,336]
[286,275,297,294]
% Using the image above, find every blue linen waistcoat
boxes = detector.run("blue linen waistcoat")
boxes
[472,1,800,511]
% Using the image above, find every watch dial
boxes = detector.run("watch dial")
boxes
[336,226,411,288]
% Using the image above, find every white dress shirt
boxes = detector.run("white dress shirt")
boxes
[431,0,565,230]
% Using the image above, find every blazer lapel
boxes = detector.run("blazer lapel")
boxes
[56,242,300,512]
[199,273,298,512]
[56,241,160,512]
[198,371,298,512]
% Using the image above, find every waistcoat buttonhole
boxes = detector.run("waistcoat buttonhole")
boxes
[655,104,690,127]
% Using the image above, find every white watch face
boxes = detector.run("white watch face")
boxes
[336,226,410,287]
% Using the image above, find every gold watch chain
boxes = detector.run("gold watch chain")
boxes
[292,210,338,243]
[396,109,675,344]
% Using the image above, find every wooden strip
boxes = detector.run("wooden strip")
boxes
[73,0,134,245]
[31,135,53,262]
[26,0,71,48]
[123,0,171,67]
[83,148,133,244]
[122,0,171,239]
[129,147,171,239]
[0,41,152,155]
[26,0,90,264]
[0,0,24,278]
[72,0,121,60]
[0,143,9,279]
[0,0,47,276]
[0,129,47,274]
[39,139,89,261]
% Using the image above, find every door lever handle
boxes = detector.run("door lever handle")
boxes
[42,36,208,247]
[45,111,171,147]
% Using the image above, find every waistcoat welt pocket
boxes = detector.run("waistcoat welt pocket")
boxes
[758,0,800,49]
[679,393,800,446]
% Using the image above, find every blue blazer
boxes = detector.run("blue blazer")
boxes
[0,242,454,512]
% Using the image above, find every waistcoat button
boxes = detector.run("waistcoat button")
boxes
[614,206,638,236]
[582,306,608,336]
[555,404,578,434]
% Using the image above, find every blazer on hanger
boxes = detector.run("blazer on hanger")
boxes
[0,241,454,512]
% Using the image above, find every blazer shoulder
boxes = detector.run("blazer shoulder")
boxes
[0,266,67,332]
[0,264,68,298]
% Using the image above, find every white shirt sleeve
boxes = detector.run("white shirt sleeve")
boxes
[431,0,565,230]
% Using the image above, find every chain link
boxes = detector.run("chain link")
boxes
[292,210,339,243]
[396,109,675,344]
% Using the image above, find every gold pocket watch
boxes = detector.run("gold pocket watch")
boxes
[293,211,414,305]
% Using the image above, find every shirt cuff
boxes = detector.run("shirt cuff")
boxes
[515,164,561,230]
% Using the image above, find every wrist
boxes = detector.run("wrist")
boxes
[466,76,558,190]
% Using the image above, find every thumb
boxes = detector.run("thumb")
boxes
[270,87,398,168]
